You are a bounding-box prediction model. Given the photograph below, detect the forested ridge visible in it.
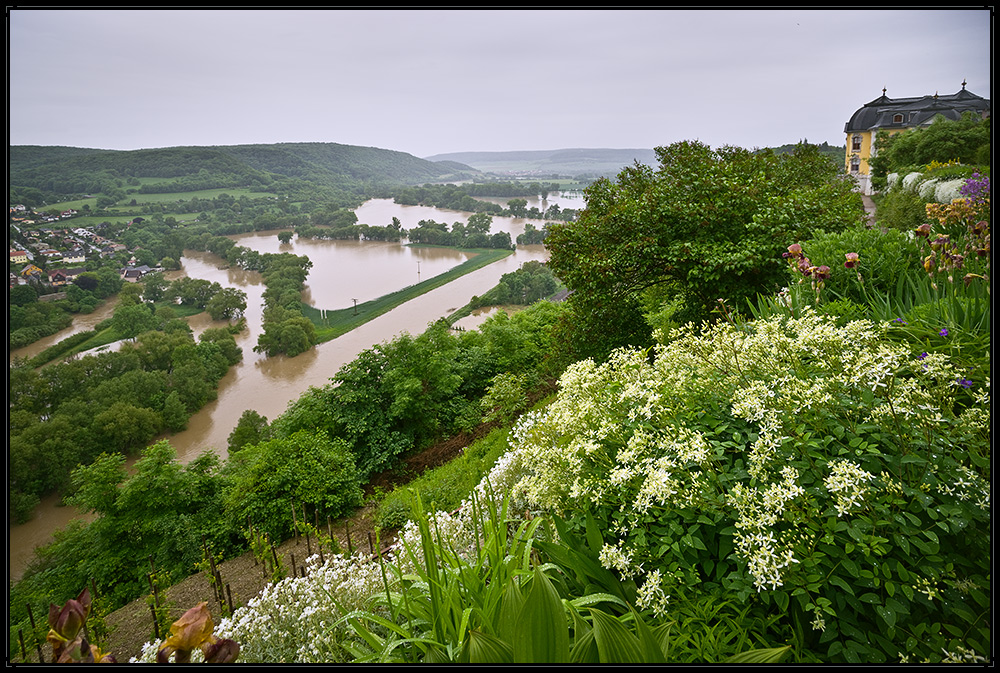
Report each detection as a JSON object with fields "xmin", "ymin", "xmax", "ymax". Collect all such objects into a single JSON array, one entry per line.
[{"xmin": 9, "ymin": 142, "xmax": 482, "ymax": 204}]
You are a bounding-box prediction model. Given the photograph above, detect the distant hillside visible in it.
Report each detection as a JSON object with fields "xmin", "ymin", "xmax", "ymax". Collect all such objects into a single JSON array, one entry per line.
[
  {"xmin": 423, "ymin": 148, "xmax": 659, "ymax": 178},
  {"xmin": 770, "ymin": 141, "xmax": 846, "ymax": 164},
  {"xmin": 425, "ymin": 144, "xmax": 846, "ymax": 178},
  {"xmin": 8, "ymin": 143, "xmax": 481, "ymax": 202}
]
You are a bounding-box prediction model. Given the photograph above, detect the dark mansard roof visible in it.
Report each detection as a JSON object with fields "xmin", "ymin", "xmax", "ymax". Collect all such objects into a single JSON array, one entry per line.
[{"xmin": 844, "ymin": 84, "xmax": 990, "ymax": 134}]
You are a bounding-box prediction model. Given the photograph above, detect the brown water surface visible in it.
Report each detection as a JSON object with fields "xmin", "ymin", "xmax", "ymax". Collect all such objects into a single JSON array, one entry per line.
[{"xmin": 9, "ymin": 198, "xmax": 554, "ymax": 581}]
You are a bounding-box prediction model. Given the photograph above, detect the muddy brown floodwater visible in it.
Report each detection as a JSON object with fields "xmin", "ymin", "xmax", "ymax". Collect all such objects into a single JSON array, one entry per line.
[{"xmin": 8, "ymin": 196, "xmax": 564, "ymax": 582}]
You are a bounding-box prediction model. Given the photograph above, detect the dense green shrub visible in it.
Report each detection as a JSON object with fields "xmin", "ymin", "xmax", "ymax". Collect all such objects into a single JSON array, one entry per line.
[
  {"xmin": 873, "ymin": 188, "xmax": 930, "ymax": 231},
  {"xmin": 375, "ymin": 426, "xmax": 515, "ymax": 529},
  {"xmin": 222, "ymin": 430, "xmax": 363, "ymax": 542},
  {"xmin": 271, "ymin": 302, "xmax": 565, "ymax": 481},
  {"xmin": 787, "ymin": 225, "xmax": 921, "ymax": 305},
  {"xmin": 495, "ymin": 311, "xmax": 990, "ymax": 663},
  {"xmin": 469, "ymin": 260, "xmax": 560, "ymax": 309}
]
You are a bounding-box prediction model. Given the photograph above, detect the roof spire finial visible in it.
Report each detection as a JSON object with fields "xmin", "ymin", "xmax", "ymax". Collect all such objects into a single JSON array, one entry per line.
[
  {"xmin": 962, "ymin": 78, "xmax": 967, "ymax": 89},
  {"xmin": 882, "ymin": 86, "xmax": 887, "ymax": 96}
]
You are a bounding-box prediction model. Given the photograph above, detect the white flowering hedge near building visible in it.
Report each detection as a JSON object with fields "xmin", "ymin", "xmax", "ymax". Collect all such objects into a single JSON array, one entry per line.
[{"xmin": 887, "ymin": 172, "xmax": 969, "ymax": 204}]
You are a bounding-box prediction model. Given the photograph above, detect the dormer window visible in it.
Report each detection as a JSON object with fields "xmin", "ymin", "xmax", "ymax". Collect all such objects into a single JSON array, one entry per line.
[{"xmin": 893, "ymin": 113, "xmax": 904, "ymax": 124}]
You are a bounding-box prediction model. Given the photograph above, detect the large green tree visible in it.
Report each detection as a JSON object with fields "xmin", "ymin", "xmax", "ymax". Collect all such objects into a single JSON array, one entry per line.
[
  {"xmin": 222, "ymin": 430, "xmax": 363, "ymax": 541},
  {"xmin": 868, "ymin": 112, "xmax": 991, "ymax": 181},
  {"xmin": 545, "ymin": 141, "xmax": 863, "ymax": 359},
  {"xmin": 63, "ymin": 442, "xmax": 236, "ymax": 607}
]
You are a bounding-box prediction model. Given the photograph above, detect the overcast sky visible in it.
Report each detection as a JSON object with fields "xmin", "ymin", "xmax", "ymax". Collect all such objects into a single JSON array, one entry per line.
[{"xmin": 8, "ymin": 8, "xmax": 992, "ymax": 158}]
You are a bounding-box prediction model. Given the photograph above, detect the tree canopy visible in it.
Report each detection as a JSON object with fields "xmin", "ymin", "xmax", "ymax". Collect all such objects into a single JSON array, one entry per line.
[
  {"xmin": 545, "ymin": 141, "xmax": 863, "ymax": 359},
  {"xmin": 868, "ymin": 113, "xmax": 991, "ymax": 180}
]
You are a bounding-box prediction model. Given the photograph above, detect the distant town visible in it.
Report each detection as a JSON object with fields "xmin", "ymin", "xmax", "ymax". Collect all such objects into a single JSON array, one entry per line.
[{"xmin": 9, "ymin": 205, "xmax": 157, "ymax": 294}]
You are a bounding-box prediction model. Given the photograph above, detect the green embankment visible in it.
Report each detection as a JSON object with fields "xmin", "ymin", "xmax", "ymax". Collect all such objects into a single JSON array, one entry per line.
[
  {"xmin": 26, "ymin": 302, "xmax": 206, "ymax": 368},
  {"xmin": 304, "ymin": 247, "xmax": 513, "ymax": 343}
]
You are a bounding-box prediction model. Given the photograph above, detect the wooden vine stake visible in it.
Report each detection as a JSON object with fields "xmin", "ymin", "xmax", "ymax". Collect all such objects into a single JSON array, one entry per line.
[{"xmin": 26, "ymin": 603, "xmax": 44, "ymax": 662}]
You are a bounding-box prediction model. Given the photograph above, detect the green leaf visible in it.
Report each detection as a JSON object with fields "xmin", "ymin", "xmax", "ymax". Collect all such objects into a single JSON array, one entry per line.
[
  {"xmin": 589, "ymin": 608, "xmax": 644, "ymax": 663},
  {"xmin": 512, "ymin": 567, "xmax": 570, "ymax": 662},
  {"xmin": 829, "ymin": 575, "xmax": 855, "ymax": 596},
  {"xmin": 688, "ymin": 533, "xmax": 708, "ymax": 551},
  {"xmin": 466, "ymin": 630, "xmax": 513, "ymax": 664},
  {"xmin": 875, "ymin": 605, "xmax": 896, "ymax": 629},
  {"xmin": 725, "ymin": 645, "xmax": 792, "ymax": 664},
  {"xmin": 859, "ymin": 592, "xmax": 882, "ymax": 605},
  {"xmin": 628, "ymin": 606, "xmax": 669, "ymax": 664},
  {"xmin": 773, "ymin": 590, "xmax": 790, "ymax": 613},
  {"xmin": 496, "ymin": 580, "xmax": 525, "ymax": 645}
]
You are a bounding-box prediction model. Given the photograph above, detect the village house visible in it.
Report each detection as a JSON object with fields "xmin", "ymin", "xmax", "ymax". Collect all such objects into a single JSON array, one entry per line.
[
  {"xmin": 101, "ymin": 243, "xmax": 128, "ymax": 258},
  {"xmin": 120, "ymin": 264, "xmax": 157, "ymax": 282},
  {"xmin": 45, "ymin": 267, "xmax": 87, "ymax": 286},
  {"xmin": 10, "ymin": 249, "xmax": 29, "ymax": 265},
  {"xmin": 844, "ymin": 81, "xmax": 991, "ymax": 195},
  {"xmin": 61, "ymin": 248, "xmax": 87, "ymax": 264},
  {"xmin": 20, "ymin": 263, "xmax": 44, "ymax": 281}
]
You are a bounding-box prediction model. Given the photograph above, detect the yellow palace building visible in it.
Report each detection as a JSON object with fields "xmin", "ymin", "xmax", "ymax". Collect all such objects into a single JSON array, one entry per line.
[{"xmin": 843, "ymin": 81, "xmax": 990, "ymax": 195}]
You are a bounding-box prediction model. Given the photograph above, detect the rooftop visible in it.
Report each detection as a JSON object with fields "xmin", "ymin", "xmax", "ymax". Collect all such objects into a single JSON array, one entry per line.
[{"xmin": 844, "ymin": 83, "xmax": 990, "ymax": 133}]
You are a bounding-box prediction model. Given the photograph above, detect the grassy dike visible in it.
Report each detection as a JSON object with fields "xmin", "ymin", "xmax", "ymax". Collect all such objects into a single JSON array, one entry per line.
[{"xmin": 303, "ymin": 246, "xmax": 514, "ymax": 343}]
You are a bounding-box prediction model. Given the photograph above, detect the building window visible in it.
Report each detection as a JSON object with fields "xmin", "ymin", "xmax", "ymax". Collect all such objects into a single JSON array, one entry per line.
[
  {"xmin": 850, "ymin": 156, "xmax": 860, "ymax": 173},
  {"xmin": 851, "ymin": 134, "xmax": 862, "ymax": 151},
  {"xmin": 893, "ymin": 113, "xmax": 904, "ymax": 124}
]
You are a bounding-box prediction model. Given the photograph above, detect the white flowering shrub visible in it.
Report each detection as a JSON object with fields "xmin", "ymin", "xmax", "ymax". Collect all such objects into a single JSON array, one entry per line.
[
  {"xmin": 917, "ymin": 178, "xmax": 939, "ymax": 201},
  {"xmin": 901, "ymin": 172, "xmax": 924, "ymax": 192},
  {"xmin": 503, "ymin": 310, "xmax": 990, "ymax": 663},
  {"xmin": 933, "ymin": 178, "xmax": 967, "ymax": 204},
  {"xmin": 190, "ymin": 553, "xmax": 387, "ymax": 663}
]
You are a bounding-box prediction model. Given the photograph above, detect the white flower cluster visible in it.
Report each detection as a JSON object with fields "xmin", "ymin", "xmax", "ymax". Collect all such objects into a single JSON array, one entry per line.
[
  {"xmin": 955, "ymin": 376, "xmax": 991, "ymax": 434},
  {"xmin": 727, "ymin": 467, "xmax": 806, "ymax": 591},
  {"xmin": 598, "ymin": 542, "xmax": 637, "ymax": 579},
  {"xmin": 635, "ymin": 568, "xmax": 671, "ymax": 618},
  {"xmin": 733, "ymin": 527, "xmax": 800, "ymax": 592},
  {"xmin": 938, "ymin": 464, "xmax": 991, "ymax": 511},
  {"xmin": 933, "ymin": 179, "xmax": 968, "ymax": 204},
  {"xmin": 824, "ymin": 460, "xmax": 875, "ymax": 517},
  {"xmin": 393, "ymin": 506, "xmax": 486, "ymax": 574},
  {"xmin": 214, "ymin": 553, "xmax": 388, "ymax": 663},
  {"xmin": 507, "ymin": 312, "xmax": 938, "ymax": 592}
]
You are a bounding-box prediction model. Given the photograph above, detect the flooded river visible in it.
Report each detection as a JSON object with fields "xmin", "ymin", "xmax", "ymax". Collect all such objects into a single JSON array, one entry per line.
[{"xmin": 9, "ymin": 196, "xmax": 565, "ymax": 581}]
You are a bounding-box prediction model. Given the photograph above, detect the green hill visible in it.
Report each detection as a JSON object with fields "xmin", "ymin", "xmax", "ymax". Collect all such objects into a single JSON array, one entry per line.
[{"xmin": 8, "ymin": 143, "xmax": 482, "ymax": 203}]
